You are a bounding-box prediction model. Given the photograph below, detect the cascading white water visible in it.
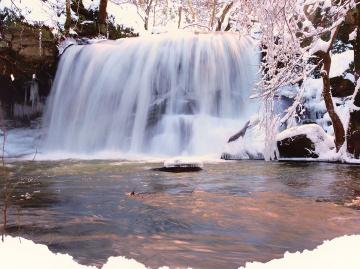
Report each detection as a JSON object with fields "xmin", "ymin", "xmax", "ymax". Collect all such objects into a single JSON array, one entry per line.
[{"xmin": 42, "ymin": 32, "xmax": 260, "ymax": 158}]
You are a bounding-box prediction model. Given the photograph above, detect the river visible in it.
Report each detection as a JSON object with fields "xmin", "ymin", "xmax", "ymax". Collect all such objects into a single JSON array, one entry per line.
[{"xmin": 2, "ymin": 159, "xmax": 360, "ymax": 269}]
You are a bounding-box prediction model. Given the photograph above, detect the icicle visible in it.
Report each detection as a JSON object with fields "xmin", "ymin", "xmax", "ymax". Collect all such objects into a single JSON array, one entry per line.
[
  {"xmin": 30, "ymin": 82, "xmax": 40, "ymax": 109},
  {"xmin": 39, "ymin": 25, "xmax": 43, "ymax": 57}
]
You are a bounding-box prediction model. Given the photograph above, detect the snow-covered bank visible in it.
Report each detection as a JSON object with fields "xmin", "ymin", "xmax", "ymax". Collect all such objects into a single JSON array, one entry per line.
[
  {"xmin": 239, "ymin": 234, "xmax": 360, "ymax": 269},
  {"xmin": 1, "ymin": 235, "xmax": 359, "ymax": 269},
  {"xmin": 0, "ymin": 236, "xmax": 170, "ymax": 269}
]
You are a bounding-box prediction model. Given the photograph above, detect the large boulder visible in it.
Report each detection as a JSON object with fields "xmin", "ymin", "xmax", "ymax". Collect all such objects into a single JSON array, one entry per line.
[{"xmin": 276, "ymin": 124, "xmax": 335, "ymax": 159}]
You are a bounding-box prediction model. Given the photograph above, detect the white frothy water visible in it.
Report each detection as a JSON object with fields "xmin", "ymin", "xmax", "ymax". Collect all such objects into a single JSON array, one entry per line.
[{"xmin": 42, "ymin": 32, "xmax": 260, "ymax": 157}]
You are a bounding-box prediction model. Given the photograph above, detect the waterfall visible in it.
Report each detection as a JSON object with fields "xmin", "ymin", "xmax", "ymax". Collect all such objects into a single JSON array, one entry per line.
[{"xmin": 42, "ymin": 32, "xmax": 260, "ymax": 158}]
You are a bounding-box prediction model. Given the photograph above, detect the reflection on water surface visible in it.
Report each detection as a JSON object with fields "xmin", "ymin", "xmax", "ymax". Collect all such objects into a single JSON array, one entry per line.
[{"xmin": 3, "ymin": 160, "xmax": 360, "ymax": 268}]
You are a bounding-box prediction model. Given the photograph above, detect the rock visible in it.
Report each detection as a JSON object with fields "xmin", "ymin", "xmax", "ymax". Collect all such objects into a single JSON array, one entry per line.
[
  {"xmin": 330, "ymin": 76, "xmax": 355, "ymax": 97},
  {"xmin": 4, "ymin": 32, "xmax": 12, "ymax": 42},
  {"xmin": 227, "ymin": 121, "xmax": 250, "ymax": 143},
  {"xmin": 221, "ymin": 116, "xmax": 264, "ymax": 160},
  {"xmin": 276, "ymin": 124, "xmax": 335, "ymax": 159},
  {"xmin": 347, "ymin": 110, "xmax": 360, "ymax": 159},
  {"xmin": 0, "ymin": 20, "xmax": 58, "ymax": 122},
  {"xmin": 0, "ymin": 39, "xmax": 10, "ymax": 51},
  {"xmin": 153, "ymin": 158, "xmax": 203, "ymax": 173},
  {"xmin": 154, "ymin": 166, "xmax": 203, "ymax": 172},
  {"xmin": 277, "ymin": 134, "xmax": 318, "ymax": 158}
]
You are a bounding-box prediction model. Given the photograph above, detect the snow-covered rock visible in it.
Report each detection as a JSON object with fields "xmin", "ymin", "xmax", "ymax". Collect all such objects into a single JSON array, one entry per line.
[
  {"xmin": 155, "ymin": 157, "xmax": 203, "ymax": 172},
  {"xmin": 221, "ymin": 116, "xmax": 264, "ymax": 160},
  {"xmin": 276, "ymin": 124, "xmax": 335, "ymax": 159}
]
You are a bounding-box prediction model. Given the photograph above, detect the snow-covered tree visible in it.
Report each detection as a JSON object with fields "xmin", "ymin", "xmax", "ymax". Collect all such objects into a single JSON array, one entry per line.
[{"xmin": 242, "ymin": 0, "xmax": 358, "ymax": 160}]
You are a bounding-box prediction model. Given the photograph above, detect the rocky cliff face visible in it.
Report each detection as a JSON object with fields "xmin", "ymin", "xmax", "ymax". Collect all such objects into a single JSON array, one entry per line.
[{"xmin": 0, "ymin": 18, "xmax": 58, "ymax": 124}]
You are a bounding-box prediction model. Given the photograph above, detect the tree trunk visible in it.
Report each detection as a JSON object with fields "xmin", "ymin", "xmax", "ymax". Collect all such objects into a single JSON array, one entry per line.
[
  {"xmin": 178, "ymin": 3, "xmax": 182, "ymax": 29},
  {"xmin": 211, "ymin": 0, "xmax": 217, "ymax": 28},
  {"xmin": 187, "ymin": 0, "xmax": 195, "ymax": 23},
  {"xmin": 144, "ymin": 0, "xmax": 153, "ymax": 30},
  {"xmin": 215, "ymin": 1, "xmax": 233, "ymax": 31},
  {"xmin": 65, "ymin": 0, "xmax": 71, "ymax": 35},
  {"xmin": 347, "ymin": 107, "xmax": 360, "ymax": 158},
  {"xmin": 317, "ymin": 51, "xmax": 346, "ymax": 151},
  {"xmin": 98, "ymin": 0, "xmax": 108, "ymax": 35}
]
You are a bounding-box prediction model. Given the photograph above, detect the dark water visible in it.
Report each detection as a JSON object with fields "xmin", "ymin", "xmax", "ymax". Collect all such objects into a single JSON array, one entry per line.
[{"xmin": 2, "ymin": 160, "xmax": 360, "ymax": 269}]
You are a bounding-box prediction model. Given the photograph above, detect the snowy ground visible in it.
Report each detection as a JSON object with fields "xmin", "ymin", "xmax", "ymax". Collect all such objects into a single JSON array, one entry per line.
[{"xmin": 1, "ymin": 235, "xmax": 359, "ymax": 269}]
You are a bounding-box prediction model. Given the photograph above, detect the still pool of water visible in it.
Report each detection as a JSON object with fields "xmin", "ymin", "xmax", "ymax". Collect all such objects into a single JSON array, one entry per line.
[{"xmin": 3, "ymin": 160, "xmax": 360, "ymax": 269}]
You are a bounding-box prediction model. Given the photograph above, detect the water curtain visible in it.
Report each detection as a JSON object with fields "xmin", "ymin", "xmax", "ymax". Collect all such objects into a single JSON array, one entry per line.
[{"xmin": 43, "ymin": 32, "xmax": 260, "ymax": 157}]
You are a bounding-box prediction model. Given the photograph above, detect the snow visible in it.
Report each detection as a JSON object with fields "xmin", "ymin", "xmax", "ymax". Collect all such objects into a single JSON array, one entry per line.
[
  {"xmin": 1, "ymin": 235, "xmax": 360, "ymax": 269},
  {"xmin": 221, "ymin": 116, "xmax": 264, "ymax": 160},
  {"xmin": 0, "ymin": 236, "xmax": 95, "ymax": 269},
  {"xmin": 310, "ymin": 38, "xmax": 330, "ymax": 54},
  {"xmin": 239, "ymin": 234, "xmax": 360, "ymax": 269},
  {"xmin": 0, "ymin": 0, "xmax": 145, "ymax": 36},
  {"xmin": 103, "ymin": 1, "xmax": 145, "ymax": 34},
  {"xmin": 349, "ymin": 29, "xmax": 357, "ymax": 41},
  {"xmin": 0, "ymin": 236, "xmax": 169, "ymax": 269},
  {"xmin": 164, "ymin": 157, "xmax": 204, "ymax": 168},
  {"xmin": 0, "ymin": 0, "xmax": 67, "ymax": 29},
  {"xmin": 329, "ymin": 50, "xmax": 354, "ymax": 78},
  {"xmin": 250, "ymin": 23, "xmax": 261, "ymax": 40}
]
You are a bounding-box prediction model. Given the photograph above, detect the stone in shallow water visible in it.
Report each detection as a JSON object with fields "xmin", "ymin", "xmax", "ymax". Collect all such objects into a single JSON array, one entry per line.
[{"xmin": 154, "ymin": 158, "xmax": 203, "ymax": 172}]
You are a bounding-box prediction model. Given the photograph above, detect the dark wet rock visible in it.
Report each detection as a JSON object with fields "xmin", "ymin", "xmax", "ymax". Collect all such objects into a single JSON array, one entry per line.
[
  {"xmin": 330, "ymin": 76, "xmax": 355, "ymax": 97},
  {"xmin": 228, "ymin": 121, "xmax": 250, "ymax": 143},
  {"xmin": 153, "ymin": 166, "xmax": 203, "ymax": 173},
  {"xmin": 277, "ymin": 134, "xmax": 319, "ymax": 158}
]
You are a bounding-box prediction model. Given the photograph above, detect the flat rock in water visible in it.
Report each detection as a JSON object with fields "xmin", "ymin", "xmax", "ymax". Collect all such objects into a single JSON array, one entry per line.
[
  {"xmin": 154, "ymin": 158, "xmax": 203, "ymax": 173},
  {"xmin": 154, "ymin": 166, "xmax": 203, "ymax": 172}
]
